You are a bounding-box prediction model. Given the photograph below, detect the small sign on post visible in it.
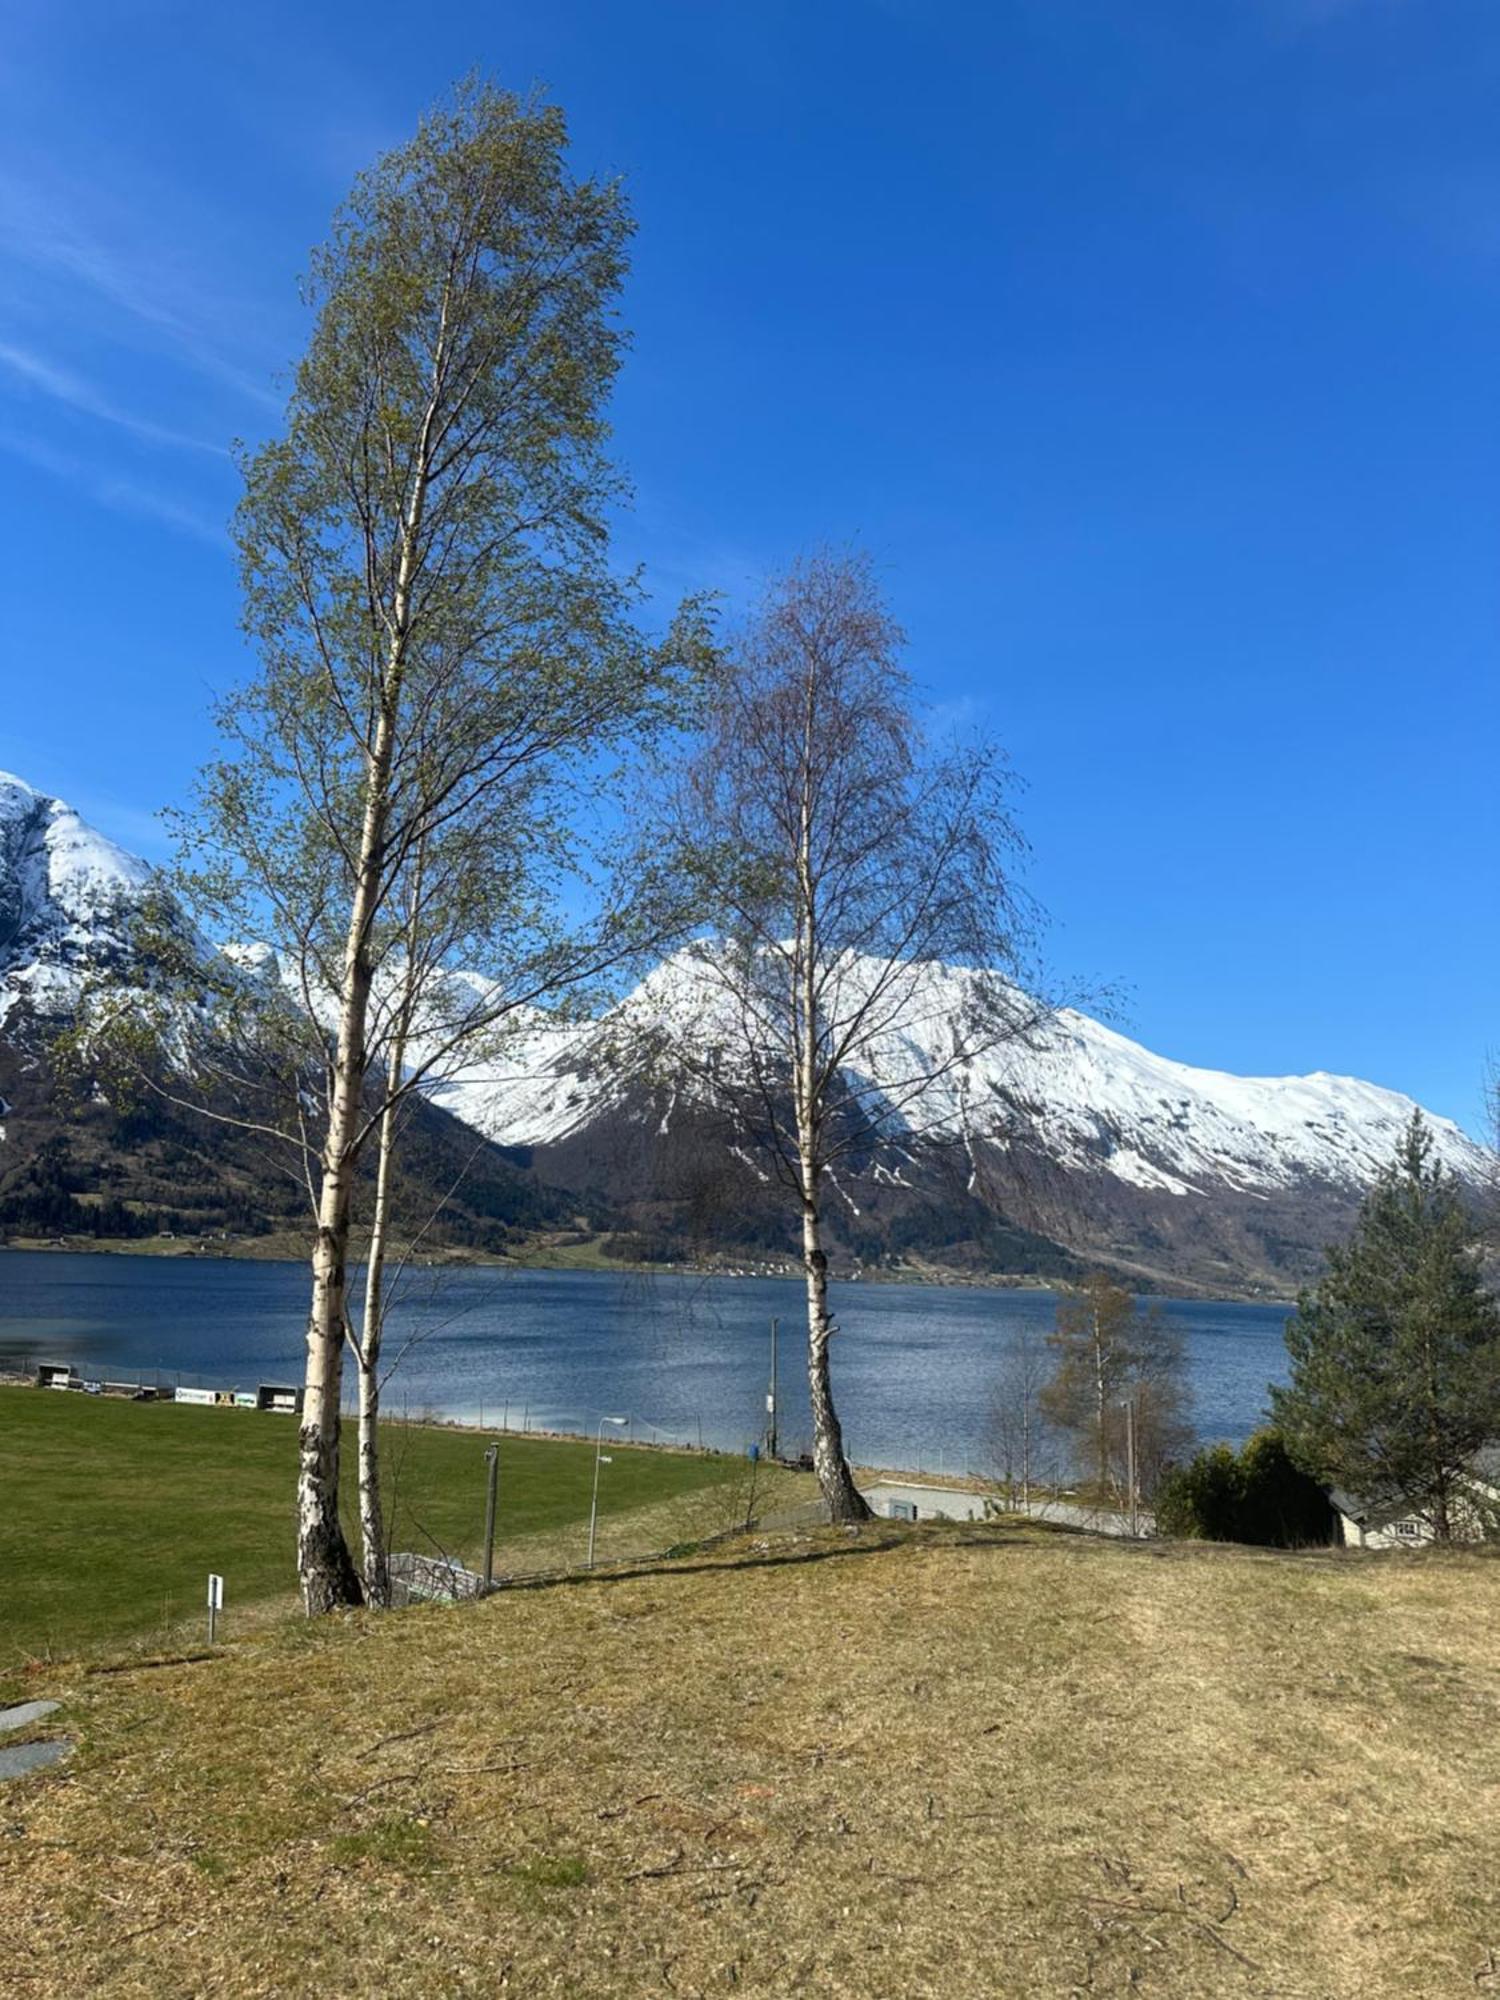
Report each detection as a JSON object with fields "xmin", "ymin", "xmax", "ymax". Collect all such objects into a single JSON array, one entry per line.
[{"xmin": 207, "ymin": 1572, "xmax": 224, "ymax": 1644}]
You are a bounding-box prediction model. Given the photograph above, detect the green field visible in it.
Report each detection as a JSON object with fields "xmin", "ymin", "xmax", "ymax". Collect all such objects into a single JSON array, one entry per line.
[{"xmin": 0, "ymin": 1386, "xmax": 756, "ymax": 1663}]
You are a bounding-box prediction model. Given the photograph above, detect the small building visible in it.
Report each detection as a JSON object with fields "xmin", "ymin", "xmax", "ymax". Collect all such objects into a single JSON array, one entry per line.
[
  {"xmin": 36, "ymin": 1361, "xmax": 79, "ymax": 1391},
  {"xmin": 858, "ymin": 1479, "xmax": 990, "ymax": 1524},
  {"xmin": 256, "ymin": 1383, "xmax": 303, "ymax": 1414},
  {"xmin": 1330, "ymin": 1446, "xmax": 1500, "ymax": 1549}
]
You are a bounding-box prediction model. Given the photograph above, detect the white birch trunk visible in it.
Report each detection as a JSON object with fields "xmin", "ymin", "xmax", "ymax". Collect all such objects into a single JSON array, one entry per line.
[
  {"xmin": 297, "ymin": 388, "xmax": 437, "ymax": 1611},
  {"xmin": 793, "ymin": 688, "xmax": 870, "ymax": 1526},
  {"xmin": 355, "ymin": 1074, "xmax": 400, "ymax": 1608}
]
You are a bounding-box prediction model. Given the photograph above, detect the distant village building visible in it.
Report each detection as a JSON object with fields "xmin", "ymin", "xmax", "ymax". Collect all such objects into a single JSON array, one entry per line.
[{"xmin": 1330, "ymin": 1446, "xmax": 1500, "ymax": 1549}]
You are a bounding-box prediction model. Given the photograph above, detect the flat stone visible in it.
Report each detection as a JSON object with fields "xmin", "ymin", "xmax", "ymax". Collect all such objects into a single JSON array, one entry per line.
[
  {"xmin": 0, "ymin": 1739, "xmax": 72, "ymax": 1781},
  {"xmin": 0, "ymin": 1701, "xmax": 60, "ymax": 1736}
]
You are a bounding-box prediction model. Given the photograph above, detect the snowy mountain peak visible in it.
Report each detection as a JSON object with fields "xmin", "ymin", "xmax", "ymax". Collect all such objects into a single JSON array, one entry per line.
[
  {"xmin": 0, "ymin": 772, "xmax": 1491, "ymax": 1292},
  {"xmin": 434, "ymin": 942, "xmax": 1491, "ymax": 1201},
  {"xmin": 0, "ymin": 772, "xmax": 154, "ymax": 1027}
]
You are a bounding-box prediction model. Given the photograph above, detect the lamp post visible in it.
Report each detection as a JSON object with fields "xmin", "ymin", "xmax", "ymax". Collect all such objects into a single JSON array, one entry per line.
[
  {"xmin": 483, "ymin": 1443, "xmax": 499, "ymax": 1591},
  {"xmin": 587, "ymin": 1415, "xmax": 629, "ymax": 1569},
  {"xmin": 766, "ymin": 1315, "xmax": 779, "ymax": 1461},
  {"xmin": 1122, "ymin": 1395, "xmax": 1138, "ymax": 1538}
]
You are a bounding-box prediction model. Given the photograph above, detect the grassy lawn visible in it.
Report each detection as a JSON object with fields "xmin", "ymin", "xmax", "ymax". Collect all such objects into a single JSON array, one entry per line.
[
  {"xmin": 0, "ymin": 1385, "xmax": 759, "ymax": 1663},
  {"xmin": 2, "ymin": 1523, "xmax": 1498, "ymax": 1996}
]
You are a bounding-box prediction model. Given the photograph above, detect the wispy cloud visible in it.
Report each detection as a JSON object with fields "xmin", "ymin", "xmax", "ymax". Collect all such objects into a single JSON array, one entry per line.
[
  {"xmin": 0, "ymin": 426, "xmax": 226, "ymax": 548},
  {"xmin": 0, "ymin": 170, "xmax": 284, "ymax": 415},
  {"xmin": 0, "ymin": 339, "xmax": 227, "ymax": 455}
]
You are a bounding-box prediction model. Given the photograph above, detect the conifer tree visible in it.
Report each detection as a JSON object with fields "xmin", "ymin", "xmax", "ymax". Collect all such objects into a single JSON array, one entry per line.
[{"xmin": 1272, "ymin": 1112, "xmax": 1500, "ymax": 1540}]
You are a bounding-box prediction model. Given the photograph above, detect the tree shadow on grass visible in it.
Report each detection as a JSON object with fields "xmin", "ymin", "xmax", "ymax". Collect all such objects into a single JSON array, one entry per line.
[{"xmin": 494, "ymin": 1523, "xmax": 1029, "ymax": 1596}]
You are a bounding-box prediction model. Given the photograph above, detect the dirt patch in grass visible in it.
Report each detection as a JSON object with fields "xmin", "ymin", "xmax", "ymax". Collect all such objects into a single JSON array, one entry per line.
[{"xmin": 1, "ymin": 1524, "xmax": 1498, "ymax": 1996}]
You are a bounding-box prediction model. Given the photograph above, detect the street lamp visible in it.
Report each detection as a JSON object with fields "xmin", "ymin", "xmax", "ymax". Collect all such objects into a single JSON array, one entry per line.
[{"xmin": 587, "ymin": 1415, "xmax": 629, "ymax": 1569}]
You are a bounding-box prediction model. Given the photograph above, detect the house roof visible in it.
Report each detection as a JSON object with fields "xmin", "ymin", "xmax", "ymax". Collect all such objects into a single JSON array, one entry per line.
[{"xmin": 1328, "ymin": 1442, "xmax": 1500, "ymax": 1527}]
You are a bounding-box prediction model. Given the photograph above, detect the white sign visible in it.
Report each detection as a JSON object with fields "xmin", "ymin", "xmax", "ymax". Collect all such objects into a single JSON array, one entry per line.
[
  {"xmin": 207, "ymin": 1574, "xmax": 224, "ymax": 1611},
  {"xmin": 176, "ymin": 1386, "xmax": 216, "ymax": 1407}
]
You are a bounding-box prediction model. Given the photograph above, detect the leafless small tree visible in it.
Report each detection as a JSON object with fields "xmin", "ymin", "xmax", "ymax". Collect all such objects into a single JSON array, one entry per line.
[
  {"xmin": 986, "ymin": 1324, "xmax": 1049, "ymax": 1509},
  {"xmin": 641, "ymin": 551, "xmax": 1044, "ymax": 1522},
  {"xmin": 1041, "ymin": 1271, "xmax": 1192, "ymax": 1505}
]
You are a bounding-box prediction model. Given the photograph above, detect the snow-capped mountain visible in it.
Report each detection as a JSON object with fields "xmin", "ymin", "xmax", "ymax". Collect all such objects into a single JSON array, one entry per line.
[
  {"xmin": 429, "ymin": 947, "xmax": 1493, "ymax": 1295},
  {"xmin": 434, "ymin": 947, "xmax": 1488, "ymax": 1193},
  {"xmin": 0, "ymin": 773, "xmax": 573, "ymax": 1251},
  {"xmin": 0, "ymin": 772, "xmax": 153, "ymax": 1028},
  {"xmin": 1, "ymin": 773, "xmax": 1491, "ymax": 1292}
]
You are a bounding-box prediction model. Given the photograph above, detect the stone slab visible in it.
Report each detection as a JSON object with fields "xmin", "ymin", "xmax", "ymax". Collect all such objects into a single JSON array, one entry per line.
[
  {"xmin": 0, "ymin": 1700, "xmax": 60, "ymax": 1735},
  {"xmin": 0, "ymin": 1739, "xmax": 72, "ymax": 1781}
]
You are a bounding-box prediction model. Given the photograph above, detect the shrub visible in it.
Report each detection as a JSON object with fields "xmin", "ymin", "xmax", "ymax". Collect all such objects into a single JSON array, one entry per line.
[
  {"xmin": 1156, "ymin": 1443, "xmax": 1243, "ymax": 1541},
  {"xmin": 1156, "ymin": 1429, "xmax": 1336, "ymax": 1547}
]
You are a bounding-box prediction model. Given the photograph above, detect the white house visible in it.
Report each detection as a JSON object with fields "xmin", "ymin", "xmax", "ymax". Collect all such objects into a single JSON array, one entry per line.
[
  {"xmin": 859, "ymin": 1479, "xmax": 990, "ymax": 1524},
  {"xmin": 1330, "ymin": 1445, "xmax": 1500, "ymax": 1549}
]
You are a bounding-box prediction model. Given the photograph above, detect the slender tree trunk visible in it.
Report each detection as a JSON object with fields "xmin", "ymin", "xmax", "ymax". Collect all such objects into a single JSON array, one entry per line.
[
  {"xmin": 297, "ymin": 396, "xmax": 434, "ymax": 1613},
  {"xmin": 791, "ymin": 698, "xmax": 870, "ymax": 1527},
  {"xmin": 297, "ymin": 687, "xmax": 398, "ymax": 1613},
  {"xmin": 299, "ymin": 880, "xmax": 383, "ymax": 1611},
  {"xmin": 300, "ymin": 1024, "xmax": 369, "ymax": 1612},
  {"xmin": 802, "ymin": 1195, "xmax": 869, "ymax": 1522},
  {"xmin": 355, "ymin": 1081, "xmax": 400, "ymax": 1606},
  {"xmin": 353, "ymin": 969, "xmax": 418, "ymax": 1607},
  {"xmin": 356, "ymin": 1349, "xmax": 388, "ymax": 1602},
  {"xmin": 1432, "ymin": 1471, "xmax": 1452, "ymax": 1543}
]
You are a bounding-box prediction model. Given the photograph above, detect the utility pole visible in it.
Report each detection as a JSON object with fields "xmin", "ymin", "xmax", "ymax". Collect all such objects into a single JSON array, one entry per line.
[
  {"xmin": 766, "ymin": 1315, "xmax": 779, "ymax": 1461},
  {"xmin": 482, "ymin": 1443, "xmax": 499, "ymax": 1591},
  {"xmin": 1125, "ymin": 1396, "xmax": 1138, "ymax": 1538}
]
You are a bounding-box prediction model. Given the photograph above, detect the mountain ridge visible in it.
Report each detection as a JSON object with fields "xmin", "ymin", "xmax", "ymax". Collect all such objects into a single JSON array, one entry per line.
[{"xmin": 0, "ymin": 770, "xmax": 1490, "ymax": 1294}]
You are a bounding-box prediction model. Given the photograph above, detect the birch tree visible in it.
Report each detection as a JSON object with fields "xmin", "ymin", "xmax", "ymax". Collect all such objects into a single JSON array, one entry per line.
[
  {"xmin": 644, "ymin": 553, "xmax": 1041, "ymax": 1522},
  {"xmin": 1041, "ymin": 1271, "xmax": 1191, "ymax": 1502},
  {"xmin": 987, "ymin": 1325, "xmax": 1048, "ymax": 1508},
  {"xmin": 185, "ymin": 80, "xmax": 703, "ymax": 1611}
]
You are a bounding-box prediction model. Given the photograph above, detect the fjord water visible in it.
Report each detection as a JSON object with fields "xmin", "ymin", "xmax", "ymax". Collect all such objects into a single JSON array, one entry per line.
[{"xmin": 0, "ymin": 1250, "xmax": 1291, "ymax": 1471}]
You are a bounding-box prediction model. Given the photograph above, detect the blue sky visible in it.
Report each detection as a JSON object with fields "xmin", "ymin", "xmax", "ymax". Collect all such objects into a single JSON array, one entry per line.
[{"xmin": 2, "ymin": 0, "xmax": 1496, "ymax": 1133}]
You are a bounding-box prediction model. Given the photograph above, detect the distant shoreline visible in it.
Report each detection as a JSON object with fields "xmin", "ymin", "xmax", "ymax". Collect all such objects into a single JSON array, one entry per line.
[{"xmin": 0, "ymin": 1233, "xmax": 1294, "ymax": 1304}]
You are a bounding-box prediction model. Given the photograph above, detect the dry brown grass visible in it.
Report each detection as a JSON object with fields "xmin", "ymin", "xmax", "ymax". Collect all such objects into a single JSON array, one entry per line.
[{"xmin": 2, "ymin": 1522, "xmax": 1498, "ymax": 1998}]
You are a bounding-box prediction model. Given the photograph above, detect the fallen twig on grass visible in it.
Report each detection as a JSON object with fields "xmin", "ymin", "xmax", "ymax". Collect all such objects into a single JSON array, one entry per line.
[
  {"xmin": 355, "ymin": 1719, "xmax": 440, "ymax": 1761},
  {"xmin": 87, "ymin": 1652, "xmax": 216, "ymax": 1676},
  {"xmin": 341, "ymin": 1759, "xmax": 532, "ymax": 1812}
]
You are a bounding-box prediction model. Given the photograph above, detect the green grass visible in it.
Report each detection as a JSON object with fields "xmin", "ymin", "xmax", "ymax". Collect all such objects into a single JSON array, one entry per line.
[{"xmin": 0, "ymin": 1385, "xmax": 747, "ymax": 1663}]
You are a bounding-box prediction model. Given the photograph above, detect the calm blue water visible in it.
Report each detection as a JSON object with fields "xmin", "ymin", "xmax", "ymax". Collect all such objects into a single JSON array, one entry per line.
[{"xmin": 0, "ymin": 1249, "xmax": 1292, "ymax": 1473}]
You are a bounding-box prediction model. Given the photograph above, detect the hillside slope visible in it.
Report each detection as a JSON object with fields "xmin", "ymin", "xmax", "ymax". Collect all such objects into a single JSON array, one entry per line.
[
  {"xmin": 0, "ymin": 772, "xmax": 580, "ymax": 1254},
  {"xmin": 3, "ymin": 1521, "xmax": 1498, "ymax": 1998}
]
